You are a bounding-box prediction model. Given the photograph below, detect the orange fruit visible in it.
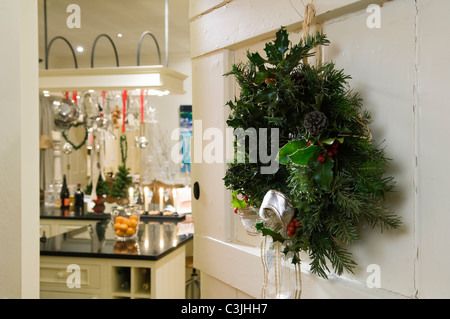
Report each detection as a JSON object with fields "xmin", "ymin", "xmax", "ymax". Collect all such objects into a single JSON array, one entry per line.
[
  {"xmin": 128, "ymin": 219, "xmax": 138, "ymax": 229},
  {"xmin": 121, "ymin": 218, "xmax": 130, "ymax": 226},
  {"xmin": 115, "ymin": 216, "xmax": 124, "ymax": 224},
  {"xmin": 119, "ymin": 223, "xmax": 128, "ymax": 232},
  {"xmin": 125, "ymin": 227, "xmax": 136, "ymax": 236},
  {"xmin": 113, "ymin": 223, "xmax": 121, "ymax": 230},
  {"xmin": 129, "ymin": 215, "xmax": 138, "ymax": 221},
  {"xmin": 115, "ymin": 229, "xmax": 125, "ymax": 237}
]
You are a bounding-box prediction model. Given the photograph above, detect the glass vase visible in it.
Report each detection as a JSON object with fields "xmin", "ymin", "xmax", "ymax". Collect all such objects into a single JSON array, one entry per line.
[{"xmin": 237, "ymin": 207, "xmax": 262, "ymax": 236}]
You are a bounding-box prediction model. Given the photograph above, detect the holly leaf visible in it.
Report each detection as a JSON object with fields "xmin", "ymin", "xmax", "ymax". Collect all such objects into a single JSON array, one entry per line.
[
  {"xmin": 231, "ymin": 190, "xmax": 247, "ymax": 209},
  {"xmin": 278, "ymin": 140, "xmax": 318, "ymax": 166},
  {"xmin": 256, "ymin": 222, "xmax": 285, "ymax": 243},
  {"xmin": 255, "ymin": 71, "xmax": 269, "ymax": 85},
  {"xmin": 289, "ymin": 145, "xmax": 319, "ymax": 166},
  {"xmin": 314, "ymin": 157, "xmax": 334, "ymax": 191},
  {"xmin": 274, "ymin": 27, "xmax": 290, "ymax": 56},
  {"xmin": 247, "ymin": 51, "xmax": 266, "ymax": 68},
  {"xmin": 278, "ymin": 140, "xmax": 306, "ymax": 164},
  {"xmin": 322, "ymin": 137, "xmax": 344, "ymax": 146}
]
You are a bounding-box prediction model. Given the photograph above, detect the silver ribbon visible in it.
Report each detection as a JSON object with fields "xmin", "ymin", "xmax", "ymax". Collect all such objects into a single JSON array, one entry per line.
[
  {"xmin": 258, "ymin": 190, "xmax": 301, "ymax": 299},
  {"xmin": 259, "ymin": 190, "xmax": 295, "ymax": 236}
]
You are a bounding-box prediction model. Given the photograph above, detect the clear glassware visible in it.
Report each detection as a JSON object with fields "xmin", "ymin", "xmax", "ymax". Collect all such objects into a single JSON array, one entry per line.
[
  {"xmin": 112, "ymin": 205, "xmax": 142, "ymax": 241},
  {"xmin": 236, "ymin": 207, "xmax": 262, "ymax": 236}
]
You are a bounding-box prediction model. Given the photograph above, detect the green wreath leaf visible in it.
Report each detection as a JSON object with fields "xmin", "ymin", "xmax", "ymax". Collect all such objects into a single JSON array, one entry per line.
[{"xmin": 314, "ymin": 157, "xmax": 334, "ymax": 191}]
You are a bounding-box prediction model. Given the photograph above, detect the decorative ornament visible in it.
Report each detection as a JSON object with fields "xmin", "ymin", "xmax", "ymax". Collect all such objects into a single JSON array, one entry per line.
[
  {"xmin": 110, "ymin": 134, "xmax": 133, "ymax": 200},
  {"xmin": 111, "ymin": 105, "xmax": 121, "ymax": 129},
  {"xmin": 62, "ymin": 142, "xmax": 73, "ymax": 155},
  {"xmin": 61, "ymin": 122, "xmax": 88, "ymax": 151},
  {"xmin": 135, "ymin": 136, "xmax": 149, "ymax": 149},
  {"xmin": 225, "ymin": 27, "xmax": 401, "ymax": 288},
  {"xmin": 53, "ymin": 97, "xmax": 79, "ymax": 131},
  {"xmin": 303, "ymin": 110, "xmax": 329, "ymax": 136},
  {"xmin": 82, "ymin": 92, "xmax": 99, "ymax": 128}
]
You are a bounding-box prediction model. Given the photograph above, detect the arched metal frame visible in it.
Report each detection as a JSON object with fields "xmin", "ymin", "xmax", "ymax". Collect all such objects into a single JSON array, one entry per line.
[
  {"xmin": 44, "ymin": 0, "xmax": 78, "ymax": 69},
  {"xmin": 90, "ymin": 34, "xmax": 120, "ymax": 68},
  {"xmin": 45, "ymin": 36, "xmax": 78, "ymax": 69},
  {"xmin": 137, "ymin": 31, "xmax": 162, "ymax": 66},
  {"xmin": 43, "ymin": 0, "xmax": 169, "ymax": 70}
]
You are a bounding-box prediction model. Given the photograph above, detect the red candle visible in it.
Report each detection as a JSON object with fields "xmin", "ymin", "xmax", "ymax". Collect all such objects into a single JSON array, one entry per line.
[
  {"xmin": 72, "ymin": 91, "xmax": 77, "ymax": 103},
  {"xmin": 102, "ymin": 90, "xmax": 106, "ymax": 107},
  {"xmin": 122, "ymin": 90, "xmax": 127, "ymax": 133}
]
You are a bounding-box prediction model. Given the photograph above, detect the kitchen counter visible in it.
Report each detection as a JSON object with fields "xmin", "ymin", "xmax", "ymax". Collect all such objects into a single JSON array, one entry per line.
[
  {"xmin": 40, "ymin": 216, "xmax": 193, "ymax": 261},
  {"xmin": 40, "ymin": 206, "xmax": 111, "ymax": 220}
]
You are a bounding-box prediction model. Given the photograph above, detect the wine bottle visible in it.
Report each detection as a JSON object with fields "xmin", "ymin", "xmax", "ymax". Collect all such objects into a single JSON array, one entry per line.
[
  {"xmin": 60, "ymin": 175, "xmax": 70, "ymax": 212},
  {"xmin": 74, "ymin": 183, "xmax": 84, "ymax": 216}
]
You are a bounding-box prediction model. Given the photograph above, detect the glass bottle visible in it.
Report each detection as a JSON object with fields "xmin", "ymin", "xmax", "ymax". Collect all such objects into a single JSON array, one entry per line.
[
  {"xmin": 74, "ymin": 183, "xmax": 85, "ymax": 216},
  {"xmin": 60, "ymin": 175, "xmax": 70, "ymax": 213},
  {"xmin": 44, "ymin": 184, "xmax": 55, "ymax": 207}
]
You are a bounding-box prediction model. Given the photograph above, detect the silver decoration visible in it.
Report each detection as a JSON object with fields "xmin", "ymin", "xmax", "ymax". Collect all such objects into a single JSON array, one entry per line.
[
  {"xmin": 62, "ymin": 142, "xmax": 73, "ymax": 155},
  {"xmin": 259, "ymin": 190, "xmax": 295, "ymax": 236},
  {"xmin": 258, "ymin": 190, "xmax": 301, "ymax": 299},
  {"xmin": 53, "ymin": 98, "xmax": 79, "ymax": 131},
  {"xmin": 135, "ymin": 136, "xmax": 149, "ymax": 149}
]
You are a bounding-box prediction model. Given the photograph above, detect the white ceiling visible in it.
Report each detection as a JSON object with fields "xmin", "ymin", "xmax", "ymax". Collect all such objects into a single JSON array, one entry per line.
[{"xmin": 38, "ymin": 0, "xmax": 190, "ymax": 69}]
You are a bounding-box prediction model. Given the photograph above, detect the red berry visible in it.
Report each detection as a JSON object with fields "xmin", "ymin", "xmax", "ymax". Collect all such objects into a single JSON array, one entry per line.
[
  {"xmin": 317, "ymin": 155, "xmax": 326, "ymax": 163},
  {"xmin": 327, "ymin": 151, "xmax": 334, "ymax": 157},
  {"xmin": 332, "ymin": 148, "xmax": 339, "ymax": 155},
  {"xmin": 307, "ymin": 141, "xmax": 311, "ymax": 147},
  {"xmin": 243, "ymin": 196, "xmax": 248, "ymax": 203},
  {"xmin": 234, "ymin": 207, "xmax": 238, "ymax": 214}
]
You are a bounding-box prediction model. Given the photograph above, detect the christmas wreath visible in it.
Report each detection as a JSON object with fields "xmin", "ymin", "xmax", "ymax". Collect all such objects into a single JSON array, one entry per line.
[{"xmin": 224, "ymin": 27, "xmax": 401, "ymax": 279}]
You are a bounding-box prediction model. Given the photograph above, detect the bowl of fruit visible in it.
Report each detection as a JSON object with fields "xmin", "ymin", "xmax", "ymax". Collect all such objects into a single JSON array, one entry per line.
[{"xmin": 112, "ymin": 205, "xmax": 141, "ymax": 240}]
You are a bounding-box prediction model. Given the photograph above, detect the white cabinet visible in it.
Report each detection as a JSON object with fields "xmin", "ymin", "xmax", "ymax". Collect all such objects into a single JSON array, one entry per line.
[
  {"xmin": 40, "ymin": 218, "xmax": 99, "ymax": 238},
  {"xmin": 40, "ymin": 246, "xmax": 186, "ymax": 299}
]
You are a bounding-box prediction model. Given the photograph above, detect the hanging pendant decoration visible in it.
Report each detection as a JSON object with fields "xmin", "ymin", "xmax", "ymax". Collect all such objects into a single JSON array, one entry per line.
[
  {"xmin": 62, "ymin": 142, "xmax": 73, "ymax": 155},
  {"xmin": 53, "ymin": 92, "xmax": 79, "ymax": 131},
  {"xmin": 61, "ymin": 122, "xmax": 88, "ymax": 151},
  {"xmin": 122, "ymin": 90, "xmax": 127, "ymax": 133},
  {"xmin": 135, "ymin": 89, "xmax": 148, "ymax": 149}
]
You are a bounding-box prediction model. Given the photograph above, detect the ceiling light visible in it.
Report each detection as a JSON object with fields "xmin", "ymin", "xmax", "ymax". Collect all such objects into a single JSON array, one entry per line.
[
  {"xmin": 117, "ymin": 33, "xmax": 123, "ymax": 38},
  {"xmin": 76, "ymin": 46, "xmax": 84, "ymax": 53}
]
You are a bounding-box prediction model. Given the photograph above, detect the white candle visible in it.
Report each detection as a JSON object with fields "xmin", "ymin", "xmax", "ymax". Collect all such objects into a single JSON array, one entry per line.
[
  {"xmin": 172, "ymin": 188, "xmax": 177, "ymax": 212},
  {"xmin": 129, "ymin": 187, "xmax": 134, "ymax": 204},
  {"xmin": 144, "ymin": 187, "xmax": 149, "ymax": 212},
  {"xmin": 159, "ymin": 187, "xmax": 164, "ymax": 212}
]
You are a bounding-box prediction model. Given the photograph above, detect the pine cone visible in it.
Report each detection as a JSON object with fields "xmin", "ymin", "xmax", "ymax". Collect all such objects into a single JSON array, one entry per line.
[
  {"xmin": 291, "ymin": 71, "xmax": 305, "ymax": 85},
  {"xmin": 303, "ymin": 111, "xmax": 329, "ymax": 136}
]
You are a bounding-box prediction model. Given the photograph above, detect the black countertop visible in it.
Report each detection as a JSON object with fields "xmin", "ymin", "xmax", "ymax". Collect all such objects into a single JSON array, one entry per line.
[
  {"xmin": 40, "ymin": 206, "xmax": 111, "ymax": 220},
  {"xmin": 40, "ymin": 216, "xmax": 194, "ymax": 261}
]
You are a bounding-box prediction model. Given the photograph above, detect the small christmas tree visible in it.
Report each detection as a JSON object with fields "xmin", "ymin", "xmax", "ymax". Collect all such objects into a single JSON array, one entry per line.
[
  {"xmin": 84, "ymin": 175, "xmax": 109, "ymax": 197},
  {"xmin": 110, "ymin": 134, "xmax": 133, "ymax": 199},
  {"xmin": 109, "ymin": 164, "xmax": 133, "ymax": 198}
]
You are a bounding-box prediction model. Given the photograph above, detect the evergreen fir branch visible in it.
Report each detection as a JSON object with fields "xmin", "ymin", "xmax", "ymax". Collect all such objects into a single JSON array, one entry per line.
[{"xmin": 223, "ymin": 27, "xmax": 401, "ymax": 280}]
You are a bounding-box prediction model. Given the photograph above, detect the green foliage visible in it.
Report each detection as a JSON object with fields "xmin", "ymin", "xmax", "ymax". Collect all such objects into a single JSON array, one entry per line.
[
  {"xmin": 109, "ymin": 164, "xmax": 133, "ymax": 198},
  {"xmin": 224, "ymin": 27, "xmax": 401, "ymax": 279},
  {"xmin": 84, "ymin": 175, "xmax": 109, "ymax": 196}
]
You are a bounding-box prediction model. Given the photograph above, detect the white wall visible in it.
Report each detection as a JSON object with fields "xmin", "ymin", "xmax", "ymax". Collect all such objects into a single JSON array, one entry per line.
[
  {"xmin": 0, "ymin": 0, "xmax": 40, "ymax": 298},
  {"xmin": 190, "ymin": 0, "xmax": 450, "ymax": 299}
]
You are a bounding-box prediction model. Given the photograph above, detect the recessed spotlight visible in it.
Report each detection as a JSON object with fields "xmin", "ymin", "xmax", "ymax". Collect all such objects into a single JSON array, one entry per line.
[
  {"xmin": 76, "ymin": 46, "xmax": 84, "ymax": 53},
  {"xmin": 117, "ymin": 33, "xmax": 123, "ymax": 38}
]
